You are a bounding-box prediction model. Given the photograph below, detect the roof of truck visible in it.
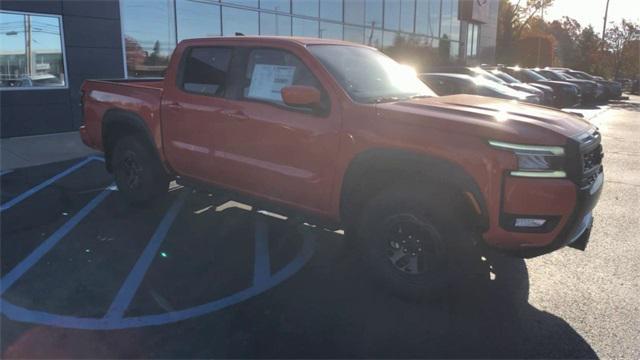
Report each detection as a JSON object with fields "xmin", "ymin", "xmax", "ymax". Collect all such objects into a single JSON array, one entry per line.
[{"xmin": 178, "ymin": 36, "xmax": 373, "ymax": 48}]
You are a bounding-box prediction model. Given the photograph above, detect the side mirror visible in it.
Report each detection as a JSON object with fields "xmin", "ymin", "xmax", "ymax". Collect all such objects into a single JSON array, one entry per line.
[{"xmin": 281, "ymin": 85, "xmax": 322, "ymax": 109}]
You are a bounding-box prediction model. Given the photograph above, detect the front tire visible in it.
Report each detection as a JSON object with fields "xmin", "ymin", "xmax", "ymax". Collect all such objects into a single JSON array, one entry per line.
[
  {"xmin": 112, "ymin": 135, "xmax": 168, "ymax": 206},
  {"xmin": 357, "ymin": 183, "xmax": 461, "ymax": 301}
]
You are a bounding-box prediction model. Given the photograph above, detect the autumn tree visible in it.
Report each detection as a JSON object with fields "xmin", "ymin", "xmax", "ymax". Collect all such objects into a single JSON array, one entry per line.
[{"xmin": 606, "ymin": 20, "xmax": 640, "ymax": 78}]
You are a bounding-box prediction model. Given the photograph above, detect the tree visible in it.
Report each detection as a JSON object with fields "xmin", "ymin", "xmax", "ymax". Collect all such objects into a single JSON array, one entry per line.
[
  {"xmin": 497, "ymin": 0, "xmax": 555, "ymax": 63},
  {"xmin": 606, "ymin": 20, "xmax": 640, "ymax": 78}
]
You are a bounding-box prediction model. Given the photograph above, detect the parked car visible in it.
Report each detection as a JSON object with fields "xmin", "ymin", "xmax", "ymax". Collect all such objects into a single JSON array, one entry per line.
[
  {"xmin": 419, "ymin": 73, "xmax": 542, "ymax": 104},
  {"xmin": 534, "ymin": 68, "xmax": 604, "ymax": 104},
  {"xmin": 502, "ymin": 67, "xmax": 582, "ymax": 108},
  {"xmin": 483, "ymin": 67, "xmax": 556, "ymax": 107},
  {"xmin": 428, "ymin": 66, "xmax": 549, "ymax": 105},
  {"xmin": 80, "ymin": 37, "xmax": 604, "ymax": 300},
  {"xmin": 548, "ymin": 67, "xmax": 623, "ymax": 100}
]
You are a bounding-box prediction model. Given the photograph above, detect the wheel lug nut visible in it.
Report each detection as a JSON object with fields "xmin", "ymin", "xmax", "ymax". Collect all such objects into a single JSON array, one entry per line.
[
  {"xmin": 403, "ymin": 248, "xmax": 408, "ymax": 253},
  {"xmin": 411, "ymin": 253, "xmax": 416, "ymax": 256}
]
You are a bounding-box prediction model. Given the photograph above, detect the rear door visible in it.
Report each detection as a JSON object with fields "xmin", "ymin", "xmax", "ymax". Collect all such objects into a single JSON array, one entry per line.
[
  {"xmin": 210, "ymin": 46, "xmax": 342, "ymax": 214},
  {"xmin": 161, "ymin": 46, "xmax": 233, "ymax": 181}
]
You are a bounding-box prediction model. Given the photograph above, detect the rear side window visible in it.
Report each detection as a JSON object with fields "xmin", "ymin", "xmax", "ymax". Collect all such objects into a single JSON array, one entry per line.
[
  {"xmin": 243, "ymin": 48, "xmax": 322, "ymax": 107},
  {"xmin": 181, "ymin": 47, "xmax": 232, "ymax": 96}
]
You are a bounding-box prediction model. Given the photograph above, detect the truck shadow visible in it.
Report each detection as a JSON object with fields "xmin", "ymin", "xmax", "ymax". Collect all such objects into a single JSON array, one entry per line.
[{"xmin": 229, "ymin": 234, "xmax": 598, "ymax": 359}]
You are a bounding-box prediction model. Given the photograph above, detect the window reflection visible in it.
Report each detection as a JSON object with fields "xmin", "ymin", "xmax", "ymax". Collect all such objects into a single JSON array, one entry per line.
[
  {"xmin": 293, "ymin": 18, "xmax": 319, "ymax": 37},
  {"xmin": 292, "ymin": 0, "xmax": 319, "ymax": 17},
  {"xmin": 261, "ymin": 0, "xmax": 290, "ymax": 12},
  {"xmin": 221, "ymin": 0, "xmax": 258, "ymax": 7},
  {"xmin": 122, "ymin": 0, "xmax": 175, "ymax": 77},
  {"xmin": 320, "ymin": 0, "xmax": 342, "ymax": 21},
  {"xmin": 365, "ymin": 28, "xmax": 383, "ymax": 48},
  {"xmin": 400, "ymin": 0, "xmax": 415, "ymax": 33},
  {"xmin": 0, "ymin": 11, "xmax": 66, "ymax": 88},
  {"xmin": 440, "ymin": 0, "xmax": 459, "ymax": 41},
  {"xmin": 320, "ymin": 22, "xmax": 343, "ymax": 40},
  {"xmin": 344, "ymin": 25, "xmax": 364, "ymax": 44},
  {"xmin": 365, "ymin": 0, "xmax": 383, "ymax": 29},
  {"xmin": 416, "ymin": 0, "xmax": 440, "ymax": 37},
  {"xmin": 222, "ymin": 7, "xmax": 259, "ymax": 35},
  {"xmin": 344, "ymin": 0, "xmax": 364, "ymax": 25},
  {"xmin": 176, "ymin": 0, "xmax": 221, "ymax": 41},
  {"xmin": 384, "ymin": 0, "xmax": 400, "ymax": 31},
  {"xmin": 261, "ymin": 13, "xmax": 292, "ymax": 35}
]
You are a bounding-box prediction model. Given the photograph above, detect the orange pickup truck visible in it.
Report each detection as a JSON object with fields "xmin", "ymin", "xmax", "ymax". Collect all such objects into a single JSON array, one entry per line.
[{"xmin": 80, "ymin": 37, "xmax": 604, "ymax": 299}]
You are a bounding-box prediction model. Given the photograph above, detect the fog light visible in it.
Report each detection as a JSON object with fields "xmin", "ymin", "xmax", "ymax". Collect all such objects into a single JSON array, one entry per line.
[{"xmin": 514, "ymin": 218, "xmax": 547, "ymax": 228}]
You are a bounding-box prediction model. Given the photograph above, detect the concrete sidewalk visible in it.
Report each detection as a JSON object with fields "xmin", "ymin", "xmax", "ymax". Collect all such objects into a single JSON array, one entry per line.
[{"xmin": 1, "ymin": 131, "xmax": 98, "ymax": 172}]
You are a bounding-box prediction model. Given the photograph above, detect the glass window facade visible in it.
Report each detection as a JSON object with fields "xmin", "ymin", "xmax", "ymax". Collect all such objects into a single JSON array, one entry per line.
[
  {"xmin": 261, "ymin": 13, "xmax": 292, "ymax": 36},
  {"xmin": 466, "ymin": 23, "xmax": 479, "ymax": 57},
  {"xmin": 400, "ymin": 0, "xmax": 415, "ymax": 33},
  {"xmin": 320, "ymin": 0, "xmax": 342, "ymax": 21},
  {"xmin": 344, "ymin": 0, "xmax": 365, "ymax": 25},
  {"xmin": 176, "ymin": 0, "xmax": 221, "ymax": 42},
  {"xmin": 119, "ymin": 0, "xmax": 485, "ymax": 77},
  {"xmin": 0, "ymin": 11, "xmax": 67, "ymax": 88},
  {"xmin": 365, "ymin": 0, "xmax": 383, "ymax": 28},
  {"xmin": 292, "ymin": 17, "xmax": 319, "ymax": 37},
  {"xmin": 293, "ymin": 0, "xmax": 319, "ymax": 17}
]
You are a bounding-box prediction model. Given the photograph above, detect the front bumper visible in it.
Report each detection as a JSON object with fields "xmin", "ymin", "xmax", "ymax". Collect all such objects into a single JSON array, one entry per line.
[
  {"xmin": 504, "ymin": 171, "xmax": 603, "ymax": 258},
  {"xmin": 483, "ymin": 131, "xmax": 604, "ymax": 258}
]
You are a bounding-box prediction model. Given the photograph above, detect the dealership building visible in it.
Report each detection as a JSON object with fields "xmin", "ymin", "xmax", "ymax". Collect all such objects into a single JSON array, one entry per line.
[{"xmin": 0, "ymin": 0, "xmax": 498, "ymax": 138}]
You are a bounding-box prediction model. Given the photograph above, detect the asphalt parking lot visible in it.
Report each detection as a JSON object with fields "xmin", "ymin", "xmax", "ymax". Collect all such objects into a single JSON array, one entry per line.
[{"xmin": 1, "ymin": 98, "xmax": 639, "ymax": 358}]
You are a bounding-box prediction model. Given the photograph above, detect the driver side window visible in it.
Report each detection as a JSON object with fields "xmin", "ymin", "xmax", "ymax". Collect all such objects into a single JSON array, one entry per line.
[{"xmin": 243, "ymin": 48, "xmax": 322, "ymax": 108}]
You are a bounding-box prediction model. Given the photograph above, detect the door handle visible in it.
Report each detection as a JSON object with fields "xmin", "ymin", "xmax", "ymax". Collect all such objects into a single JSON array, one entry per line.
[
  {"xmin": 225, "ymin": 109, "xmax": 249, "ymax": 121},
  {"xmin": 167, "ymin": 102, "xmax": 183, "ymax": 111}
]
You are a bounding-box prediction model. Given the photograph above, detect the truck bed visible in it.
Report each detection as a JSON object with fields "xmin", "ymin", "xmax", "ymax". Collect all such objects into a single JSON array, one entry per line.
[{"xmin": 80, "ymin": 78, "xmax": 165, "ymax": 151}]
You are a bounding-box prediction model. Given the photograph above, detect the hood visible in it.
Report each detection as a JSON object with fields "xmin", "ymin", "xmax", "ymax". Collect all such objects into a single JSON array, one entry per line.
[
  {"xmin": 509, "ymin": 83, "xmax": 543, "ymax": 95},
  {"xmin": 534, "ymin": 80, "xmax": 579, "ymax": 90},
  {"xmin": 376, "ymin": 94, "xmax": 593, "ymax": 141}
]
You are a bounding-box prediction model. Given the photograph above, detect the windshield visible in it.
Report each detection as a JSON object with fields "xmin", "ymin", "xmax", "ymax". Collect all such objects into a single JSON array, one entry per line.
[
  {"xmin": 308, "ymin": 45, "xmax": 436, "ymax": 103},
  {"xmin": 474, "ymin": 77, "xmax": 527, "ymax": 99},
  {"xmin": 570, "ymin": 71, "xmax": 593, "ymax": 80},
  {"xmin": 558, "ymin": 72, "xmax": 576, "ymax": 80},
  {"xmin": 490, "ymin": 70, "xmax": 521, "ymax": 84},
  {"xmin": 469, "ymin": 67, "xmax": 508, "ymax": 84},
  {"xmin": 515, "ymin": 69, "xmax": 548, "ymax": 81}
]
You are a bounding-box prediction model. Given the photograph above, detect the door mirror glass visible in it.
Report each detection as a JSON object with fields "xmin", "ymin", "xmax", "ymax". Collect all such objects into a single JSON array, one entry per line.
[{"xmin": 281, "ymin": 85, "xmax": 321, "ymax": 109}]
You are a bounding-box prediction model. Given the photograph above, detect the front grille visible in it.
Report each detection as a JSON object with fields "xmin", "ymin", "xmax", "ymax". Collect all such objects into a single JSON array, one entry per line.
[
  {"xmin": 579, "ymin": 130, "xmax": 603, "ymax": 188},
  {"xmin": 583, "ymin": 144, "xmax": 603, "ymax": 171}
]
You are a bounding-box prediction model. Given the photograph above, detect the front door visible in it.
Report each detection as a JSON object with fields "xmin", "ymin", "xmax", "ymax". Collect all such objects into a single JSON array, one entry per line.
[{"xmin": 210, "ymin": 47, "xmax": 342, "ymax": 214}]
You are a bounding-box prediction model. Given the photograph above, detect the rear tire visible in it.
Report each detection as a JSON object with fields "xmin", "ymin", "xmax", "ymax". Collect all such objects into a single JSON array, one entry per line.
[
  {"xmin": 357, "ymin": 183, "xmax": 464, "ymax": 301},
  {"xmin": 112, "ymin": 135, "xmax": 168, "ymax": 206}
]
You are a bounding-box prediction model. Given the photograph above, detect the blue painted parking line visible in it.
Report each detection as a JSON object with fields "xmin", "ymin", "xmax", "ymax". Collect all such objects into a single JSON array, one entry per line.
[
  {"xmin": 0, "ymin": 169, "xmax": 14, "ymax": 176},
  {"xmin": 0, "ymin": 229, "xmax": 316, "ymax": 330},
  {"xmin": 104, "ymin": 190, "xmax": 188, "ymax": 320},
  {"xmin": 0, "ymin": 186, "xmax": 114, "ymax": 295},
  {"xmin": 253, "ymin": 216, "xmax": 271, "ymax": 286},
  {"xmin": 0, "ymin": 156, "xmax": 104, "ymax": 213}
]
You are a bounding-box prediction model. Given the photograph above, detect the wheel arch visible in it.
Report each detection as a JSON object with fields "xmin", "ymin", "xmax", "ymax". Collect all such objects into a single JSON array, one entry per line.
[
  {"xmin": 339, "ymin": 148, "xmax": 489, "ymax": 231},
  {"xmin": 102, "ymin": 108, "xmax": 158, "ymax": 172}
]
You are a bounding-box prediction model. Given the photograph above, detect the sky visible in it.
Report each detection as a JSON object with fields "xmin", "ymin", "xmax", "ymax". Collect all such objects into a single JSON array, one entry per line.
[{"xmin": 511, "ymin": 0, "xmax": 640, "ymax": 35}]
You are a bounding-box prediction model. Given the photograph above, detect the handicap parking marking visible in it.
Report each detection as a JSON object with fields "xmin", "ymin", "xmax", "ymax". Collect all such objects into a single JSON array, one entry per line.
[
  {"xmin": 0, "ymin": 156, "xmax": 104, "ymax": 213},
  {"xmin": 0, "ymin": 169, "xmax": 14, "ymax": 177},
  {"xmin": 1, "ymin": 181, "xmax": 318, "ymax": 330},
  {"xmin": 104, "ymin": 190, "xmax": 189, "ymax": 320},
  {"xmin": 0, "ymin": 185, "xmax": 114, "ymax": 295}
]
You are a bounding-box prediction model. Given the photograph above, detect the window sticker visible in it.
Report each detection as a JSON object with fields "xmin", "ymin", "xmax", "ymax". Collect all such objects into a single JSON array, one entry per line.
[{"xmin": 248, "ymin": 64, "xmax": 296, "ymax": 102}]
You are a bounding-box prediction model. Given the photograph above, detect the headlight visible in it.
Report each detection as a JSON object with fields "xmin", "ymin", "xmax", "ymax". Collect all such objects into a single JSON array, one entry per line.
[{"xmin": 489, "ymin": 140, "xmax": 566, "ymax": 178}]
